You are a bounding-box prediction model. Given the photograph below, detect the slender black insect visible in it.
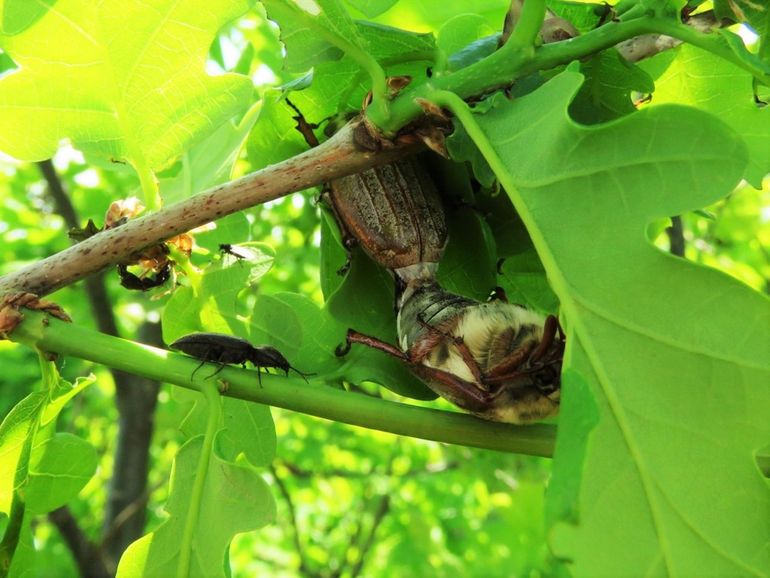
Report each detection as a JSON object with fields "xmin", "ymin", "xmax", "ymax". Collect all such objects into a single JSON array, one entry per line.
[
  {"xmin": 219, "ymin": 243, "xmax": 255, "ymax": 262},
  {"xmin": 169, "ymin": 332, "xmax": 312, "ymax": 384}
]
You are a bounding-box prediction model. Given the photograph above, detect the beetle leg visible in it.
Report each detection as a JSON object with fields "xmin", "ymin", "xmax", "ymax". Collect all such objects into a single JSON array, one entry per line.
[
  {"xmin": 484, "ymin": 342, "xmax": 536, "ymax": 381},
  {"xmin": 529, "ymin": 315, "xmax": 559, "ymax": 363},
  {"xmin": 410, "ymin": 363, "xmax": 493, "ymax": 414},
  {"xmin": 206, "ymin": 363, "xmax": 228, "ymax": 380},
  {"xmin": 484, "ymin": 316, "xmax": 565, "ymax": 393},
  {"xmin": 336, "ymin": 329, "xmax": 493, "ymax": 414},
  {"xmin": 411, "ymin": 316, "xmax": 485, "ymax": 385},
  {"xmin": 335, "ymin": 329, "xmax": 408, "ymax": 361},
  {"xmin": 190, "ymin": 360, "xmax": 207, "ymax": 380}
]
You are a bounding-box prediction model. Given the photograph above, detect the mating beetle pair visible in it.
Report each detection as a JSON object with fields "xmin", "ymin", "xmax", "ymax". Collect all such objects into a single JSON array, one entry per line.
[
  {"xmin": 327, "ymin": 155, "xmax": 565, "ymax": 424},
  {"xmin": 170, "ymin": 332, "xmax": 311, "ymax": 384}
]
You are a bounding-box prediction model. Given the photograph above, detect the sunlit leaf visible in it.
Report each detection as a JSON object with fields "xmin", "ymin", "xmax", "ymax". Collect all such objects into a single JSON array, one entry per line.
[
  {"xmin": 449, "ymin": 70, "xmax": 769, "ymax": 576},
  {"xmin": 0, "ymin": 0, "xmax": 253, "ymax": 179},
  {"xmin": 26, "ymin": 432, "xmax": 97, "ymax": 514},
  {"xmin": 640, "ymin": 44, "xmax": 770, "ymax": 187},
  {"xmin": 116, "ymin": 434, "xmax": 275, "ymax": 577}
]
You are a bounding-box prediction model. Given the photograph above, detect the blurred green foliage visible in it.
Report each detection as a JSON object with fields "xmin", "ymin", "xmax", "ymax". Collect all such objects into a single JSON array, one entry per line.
[{"xmin": 0, "ymin": 0, "xmax": 768, "ymax": 576}]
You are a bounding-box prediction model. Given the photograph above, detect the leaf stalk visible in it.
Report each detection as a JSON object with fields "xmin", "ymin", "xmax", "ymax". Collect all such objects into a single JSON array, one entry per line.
[
  {"xmin": 10, "ymin": 312, "xmax": 557, "ymax": 458},
  {"xmin": 176, "ymin": 382, "xmax": 220, "ymax": 578},
  {"xmin": 503, "ymin": 0, "xmax": 546, "ymax": 51},
  {"xmin": 369, "ymin": 15, "xmax": 769, "ymax": 135}
]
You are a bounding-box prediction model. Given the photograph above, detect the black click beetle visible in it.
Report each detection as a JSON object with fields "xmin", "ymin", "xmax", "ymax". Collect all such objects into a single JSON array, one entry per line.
[{"xmin": 169, "ymin": 332, "xmax": 311, "ymax": 384}]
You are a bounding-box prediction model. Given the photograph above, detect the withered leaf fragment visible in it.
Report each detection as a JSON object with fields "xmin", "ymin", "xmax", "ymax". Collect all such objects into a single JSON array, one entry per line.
[{"xmin": 0, "ymin": 292, "xmax": 71, "ymax": 339}]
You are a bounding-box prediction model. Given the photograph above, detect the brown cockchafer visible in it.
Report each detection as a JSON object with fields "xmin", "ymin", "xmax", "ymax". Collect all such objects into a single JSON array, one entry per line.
[
  {"xmin": 325, "ymin": 157, "xmax": 447, "ymax": 270},
  {"xmin": 329, "ymin": 156, "xmax": 564, "ymax": 424}
]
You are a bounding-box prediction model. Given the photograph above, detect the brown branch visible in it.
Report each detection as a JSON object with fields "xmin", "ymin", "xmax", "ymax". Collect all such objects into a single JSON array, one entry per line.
[
  {"xmin": 37, "ymin": 160, "xmax": 79, "ymax": 230},
  {"xmin": 100, "ymin": 321, "xmax": 161, "ymax": 569},
  {"xmin": 348, "ymin": 495, "xmax": 390, "ymax": 578},
  {"xmin": 270, "ymin": 464, "xmax": 322, "ymax": 578},
  {"xmin": 666, "ymin": 215, "xmax": 685, "ymax": 257},
  {"xmin": 1, "ymin": 119, "xmax": 421, "ymax": 298},
  {"xmin": 48, "ymin": 507, "xmax": 111, "ymax": 578},
  {"xmin": 279, "ymin": 459, "xmax": 458, "ymax": 479},
  {"xmin": 37, "ymin": 161, "xmax": 162, "ymax": 569},
  {"xmin": 616, "ymin": 11, "xmax": 721, "ymax": 63}
]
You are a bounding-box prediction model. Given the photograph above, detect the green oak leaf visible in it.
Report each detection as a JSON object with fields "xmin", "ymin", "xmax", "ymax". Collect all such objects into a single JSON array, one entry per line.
[
  {"xmin": 179, "ymin": 393, "xmax": 276, "ymax": 470},
  {"xmin": 262, "ymin": 0, "xmax": 367, "ymax": 73},
  {"xmin": 319, "ymin": 208, "xmax": 348, "ymax": 299},
  {"xmin": 246, "ymin": 89, "xmax": 310, "ymax": 170},
  {"xmin": 547, "ymin": 0, "xmax": 607, "ymax": 34},
  {"xmin": 217, "ymin": 399, "xmax": 276, "ymax": 467},
  {"xmin": 0, "ymin": 0, "xmax": 253, "ymax": 187},
  {"xmin": 437, "ymin": 206, "xmax": 497, "ymax": 301},
  {"xmin": 1, "ymin": 0, "xmax": 56, "ymax": 34},
  {"xmin": 369, "ymin": 0, "xmax": 505, "ymax": 35},
  {"xmin": 26, "ymin": 432, "xmax": 98, "ymax": 515},
  {"xmin": 640, "ymin": 43, "xmax": 770, "ymax": 187},
  {"xmin": 0, "ymin": 392, "xmax": 46, "ymax": 514},
  {"xmin": 249, "ymin": 291, "xmax": 347, "ymax": 376},
  {"xmin": 714, "ymin": 1, "xmax": 769, "ymax": 56},
  {"xmin": 282, "ymin": 21, "xmax": 435, "ymax": 120},
  {"xmin": 0, "ymin": 371, "xmax": 96, "ymax": 572},
  {"xmin": 116, "ymin": 434, "xmax": 275, "ymax": 578},
  {"xmin": 471, "ymin": 185, "xmax": 560, "ymax": 314},
  {"xmin": 40, "ymin": 375, "xmax": 95, "ymax": 426},
  {"xmin": 159, "ymin": 101, "xmax": 261, "ymax": 205},
  {"xmin": 162, "ymin": 243, "xmax": 274, "ymax": 341},
  {"xmin": 714, "ymin": 0, "xmax": 768, "ymax": 28},
  {"xmin": 448, "ymin": 70, "xmax": 770, "ymax": 576},
  {"xmin": 571, "ymin": 49, "xmax": 654, "ymax": 123},
  {"xmin": 437, "ymin": 13, "xmax": 495, "ymax": 58},
  {"xmin": 325, "ymin": 251, "xmax": 435, "ymax": 399},
  {"xmin": 343, "ymin": 0, "xmax": 398, "ymax": 19},
  {"xmin": 498, "ymin": 254, "xmax": 559, "ymax": 316},
  {"xmin": 0, "ymin": 373, "xmax": 96, "ymax": 514}
]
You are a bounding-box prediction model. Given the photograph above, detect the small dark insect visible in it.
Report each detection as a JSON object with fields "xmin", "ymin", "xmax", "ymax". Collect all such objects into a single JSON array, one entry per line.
[
  {"xmin": 219, "ymin": 243, "xmax": 257, "ymax": 263},
  {"xmin": 117, "ymin": 263, "xmax": 171, "ymax": 291},
  {"xmin": 169, "ymin": 332, "xmax": 312, "ymax": 384}
]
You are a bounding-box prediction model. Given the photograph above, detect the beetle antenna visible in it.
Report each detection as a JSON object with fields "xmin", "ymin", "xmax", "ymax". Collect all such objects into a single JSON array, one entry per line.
[{"xmin": 290, "ymin": 367, "xmax": 314, "ymax": 383}]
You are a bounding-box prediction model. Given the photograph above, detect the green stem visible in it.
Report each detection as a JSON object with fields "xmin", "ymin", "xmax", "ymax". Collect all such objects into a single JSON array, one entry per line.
[
  {"xmin": 11, "ymin": 312, "xmax": 556, "ymax": 458},
  {"xmin": 176, "ymin": 382, "xmax": 220, "ymax": 578},
  {"xmin": 504, "ymin": 0, "xmax": 546, "ymax": 51},
  {"xmin": 425, "ymin": 91, "xmax": 498, "ymax": 163},
  {"xmin": 136, "ymin": 162, "xmax": 161, "ymax": 212},
  {"xmin": 336, "ymin": 50, "xmax": 439, "ymax": 115},
  {"xmin": 370, "ymin": 15, "xmax": 769, "ymax": 135}
]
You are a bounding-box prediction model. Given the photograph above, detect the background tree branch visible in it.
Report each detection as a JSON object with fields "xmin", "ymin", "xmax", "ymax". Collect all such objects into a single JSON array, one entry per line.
[
  {"xmin": 48, "ymin": 507, "xmax": 111, "ymax": 578},
  {"xmin": 38, "ymin": 160, "xmax": 161, "ymax": 570}
]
